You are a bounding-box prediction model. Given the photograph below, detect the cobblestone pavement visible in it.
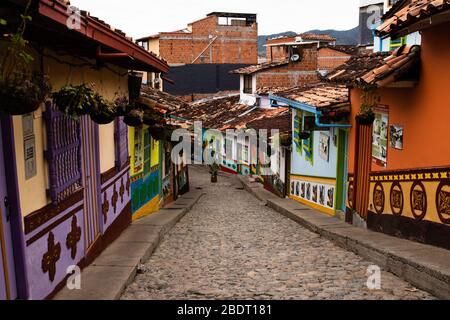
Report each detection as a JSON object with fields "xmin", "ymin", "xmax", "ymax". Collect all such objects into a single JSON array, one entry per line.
[{"xmin": 121, "ymin": 166, "xmax": 434, "ymax": 300}]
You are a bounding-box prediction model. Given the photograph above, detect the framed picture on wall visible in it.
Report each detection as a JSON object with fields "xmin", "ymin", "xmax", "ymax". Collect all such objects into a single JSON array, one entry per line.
[
  {"xmin": 319, "ymin": 133, "xmax": 330, "ymax": 162},
  {"xmin": 372, "ymin": 105, "xmax": 389, "ymax": 167},
  {"xmin": 390, "ymin": 125, "xmax": 403, "ymax": 150}
]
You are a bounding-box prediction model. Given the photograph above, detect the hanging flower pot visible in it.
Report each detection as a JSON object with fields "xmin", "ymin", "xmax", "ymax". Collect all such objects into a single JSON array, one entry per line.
[
  {"xmin": 149, "ymin": 125, "xmax": 165, "ymax": 141},
  {"xmin": 299, "ymin": 131, "xmax": 311, "ymax": 140},
  {"xmin": 128, "ymin": 72, "xmax": 143, "ymax": 103},
  {"xmin": 356, "ymin": 111, "xmax": 375, "ymax": 125},
  {"xmin": 114, "ymin": 96, "xmax": 129, "ymax": 116},
  {"xmin": 52, "ymin": 84, "xmax": 96, "ymax": 118},
  {"xmin": 0, "ymin": 72, "xmax": 51, "ymax": 115},
  {"xmin": 90, "ymin": 101, "xmax": 116, "ymax": 125},
  {"xmin": 143, "ymin": 113, "xmax": 157, "ymax": 126},
  {"xmin": 123, "ymin": 108, "xmax": 144, "ymax": 127},
  {"xmin": 280, "ymin": 134, "xmax": 292, "ymax": 147}
]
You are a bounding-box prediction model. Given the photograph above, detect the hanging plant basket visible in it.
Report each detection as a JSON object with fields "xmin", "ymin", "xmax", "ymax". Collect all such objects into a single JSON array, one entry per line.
[
  {"xmin": 52, "ymin": 84, "xmax": 97, "ymax": 118},
  {"xmin": 149, "ymin": 125, "xmax": 165, "ymax": 141},
  {"xmin": 0, "ymin": 72, "xmax": 51, "ymax": 115},
  {"xmin": 128, "ymin": 72, "xmax": 143, "ymax": 103},
  {"xmin": 299, "ymin": 131, "xmax": 311, "ymax": 140},
  {"xmin": 356, "ymin": 112, "xmax": 375, "ymax": 125},
  {"xmin": 89, "ymin": 94, "xmax": 117, "ymax": 125},
  {"xmin": 114, "ymin": 96, "xmax": 129, "ymax": 117},
  {"xmin": 280, "ymin": 134, "xmax": 292, "ymax": 147},
  {"xmin": 123, "ymin": 108, "xmax": 144, "ymax": 127},
  {"xmin": 143, "ymin": 113, "xmax": 157, "ymax": 126}
]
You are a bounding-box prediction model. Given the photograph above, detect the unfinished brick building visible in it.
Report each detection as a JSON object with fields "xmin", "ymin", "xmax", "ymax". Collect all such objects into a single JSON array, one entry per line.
[
  {"xmin": 137, "ymin": 12, "xmax": 258, "ymax": 96},
  {"xmin": 137, "ymin": 12, "xmax": 258, "ymax": 65},
  {"xmin": 232, "ymin": 33, "xmax": 359, "ymax": 97}
]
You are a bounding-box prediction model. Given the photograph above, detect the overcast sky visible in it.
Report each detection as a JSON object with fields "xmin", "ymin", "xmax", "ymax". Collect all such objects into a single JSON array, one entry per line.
[{"xmin": 70, "ymin": 0, "xmax": 360, "ymax": 39}]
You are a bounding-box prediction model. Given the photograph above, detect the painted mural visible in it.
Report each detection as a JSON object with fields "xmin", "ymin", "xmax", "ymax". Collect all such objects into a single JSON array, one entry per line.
[
  {"xmin": 289, "ymin": 111, "xmax": 347, "ymax": 215},
  {"xmin": 347, "ymin": 166, "xmax": 450, "ymax": 249},
  {"xmin": 129, "ymin": 126, "xmax": 161, "ymax": 220}
]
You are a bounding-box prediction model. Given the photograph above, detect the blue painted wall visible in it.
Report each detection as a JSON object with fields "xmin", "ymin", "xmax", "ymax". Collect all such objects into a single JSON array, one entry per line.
[{"xmin": 291, "ymin": 112, "xmax": 338, "ymax": 178}]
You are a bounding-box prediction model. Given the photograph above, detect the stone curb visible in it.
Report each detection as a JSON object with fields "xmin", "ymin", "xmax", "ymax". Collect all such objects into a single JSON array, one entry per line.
[
  {"xmin": 53, "ymin": 189, "xmax": 205, "ymax": 300},
  {"xmin": 237, "ymin": 175, "xmax": 450, "ymax": 299}
]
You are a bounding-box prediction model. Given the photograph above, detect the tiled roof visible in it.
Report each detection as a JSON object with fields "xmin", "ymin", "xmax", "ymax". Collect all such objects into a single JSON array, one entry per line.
[
  {"xmin": 319, "ymin": 45, "xmax": 360, "ymax": 56},
  {"xmin": 139, "ymin": 86, "xmax": 188, "ymax": 114},
  {"xmin": 274, "ymin": 84, "xmax": 349, "ymax": 110},
  {"xmin": 246, "ymin": 109, "xmax": 292, "ymax": 133},
  {"xmin": 172, "ymin": 96, "xmax": 251, "ymax": 129},
  {"xmin": 230, "ymin": 60, "xmax": 290, "ymax": 75},
  {"xmin": 32, "ymin": 0, "xmax": 168, "ymax": 72},
  {"xmin": 326, "ymin": 52, "xmax": 390, "ymax": 84},
  {"xmin": 171, "ymin": 94, "xmax": 292, "ymax": 132},
  {"xmin": 299, "ymin": 33, "xmax": 336, "ymax": 42},
  {"xmin": 377, "ymin": 0, "xmax": 450, "ymax": 38},
  {"xmin": 327, "ymin": 45, "xmax": 421, "ymax": 87},
  {"xmin": 221, "ymin": 107, "xmax": 291, "ymax": 132}
]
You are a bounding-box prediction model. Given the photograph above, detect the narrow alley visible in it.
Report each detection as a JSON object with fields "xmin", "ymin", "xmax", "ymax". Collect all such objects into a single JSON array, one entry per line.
[{"xmin": 121, "ymin": 166, "xmax": 433, "ymax": 300}]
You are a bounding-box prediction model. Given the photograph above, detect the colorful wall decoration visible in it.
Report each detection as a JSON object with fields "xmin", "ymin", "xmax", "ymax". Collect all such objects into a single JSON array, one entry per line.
[
  {"xmin": 362, "ymin": 167, "xmax": 450, "ymax": 250},
  {"xmin": 372, "ymin": 105, "xmax": 389, "ymax": 167},
  {"xmin": 129, "ymin": 126, "xmax": 161, "ymax": 220},
  {"xmin": 289, "ymin": 175, "xmax": 336, "ymax": 215}
]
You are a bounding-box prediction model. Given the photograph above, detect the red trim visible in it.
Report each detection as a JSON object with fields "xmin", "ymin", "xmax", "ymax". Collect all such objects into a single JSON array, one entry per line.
[{"xmin": 37, "ymin": 0, "xmax": 169, "ymax": 73}]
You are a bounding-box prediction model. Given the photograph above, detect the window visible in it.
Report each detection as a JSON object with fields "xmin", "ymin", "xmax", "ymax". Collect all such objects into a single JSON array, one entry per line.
[
  {"xmin": 390, "ymin": 36, "xmax": 407, "ymax": 50},
  {"xmin": 114, "ymin": 117, "xmax": 129, "ymax": 169},
  {"xmin": 44, "ymin": 102, "xmax": 82, "ymax": 203},
  {"xmin": 243, "ymin": 75, "xmax": 253, "ymax": 94}
]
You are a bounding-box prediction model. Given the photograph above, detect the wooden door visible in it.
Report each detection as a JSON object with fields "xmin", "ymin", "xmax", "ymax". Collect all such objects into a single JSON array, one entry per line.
[
  {"xmin": 353, "ymin": 123, "xmax": 373, "ymax": 220},
  {"xmin": 80, "ymin": 117, "xmax": 101, "ymax": 252},
  {"xmin": 0, "ymin": 122, "xmax": 17, "ymax": 300}
]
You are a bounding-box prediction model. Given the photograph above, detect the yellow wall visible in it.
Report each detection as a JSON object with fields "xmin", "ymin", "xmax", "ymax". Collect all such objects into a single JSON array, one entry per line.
[
  {"xmin": 151, "ymin": 139, "xmax": 160, "ymax": 167},
  {"xmin": 99, "ymin": 123, "xmax": 116, "ymax": 173},
  {"xmin": 148, "ymin": 39, "xmax": 160, "ymax": 56},
  {"xmin": 13, "ymin": 48, "xmax": 128, "ymax": 216}
]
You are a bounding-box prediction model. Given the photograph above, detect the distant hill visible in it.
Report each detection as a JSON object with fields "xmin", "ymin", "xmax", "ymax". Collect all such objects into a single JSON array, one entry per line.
[{"xmin": 258, "ymin": 27, "xmax": 359, "ymax": 57}]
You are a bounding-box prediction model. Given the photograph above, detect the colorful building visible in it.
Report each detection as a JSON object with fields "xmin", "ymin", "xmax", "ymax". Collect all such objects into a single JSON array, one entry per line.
[
  {"xmin": 270, "ymin": 84, "xmax": 351, "ymax": 215},
  {"xmin": 327, "ymin": 0, "xmax": 450, "ymax": 249},
  {"xmin": 0, "ymin": 0, "xmax": 169, "ymax": 300}
]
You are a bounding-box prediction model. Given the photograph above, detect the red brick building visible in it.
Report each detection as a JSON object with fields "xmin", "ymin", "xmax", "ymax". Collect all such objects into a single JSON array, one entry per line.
[{"xmin": 137, "ymin": 12, "xmax": 258, "ymax": 65}]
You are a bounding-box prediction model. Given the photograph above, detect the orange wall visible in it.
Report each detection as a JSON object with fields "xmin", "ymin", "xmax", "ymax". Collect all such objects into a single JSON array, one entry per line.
[{"xmin": 348, "ymin": 22, "xmax": 450, "ymax": 173}]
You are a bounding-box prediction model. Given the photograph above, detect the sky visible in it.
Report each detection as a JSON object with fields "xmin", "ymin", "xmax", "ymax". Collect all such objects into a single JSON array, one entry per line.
[{"xmin": 70, "ymin": 0, "xmax": 360, "ymax": 39}]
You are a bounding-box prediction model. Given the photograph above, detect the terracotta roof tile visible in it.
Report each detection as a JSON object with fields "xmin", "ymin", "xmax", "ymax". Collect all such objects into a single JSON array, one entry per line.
[
  {"xmin": 275, "ymin": 84, "xmax": 349, "ymax": 110},
  {"xmin": 299, "ymin": 33, "xmax": 336, "ymax": 42},
  {"xmin": 326, "ymin": 45, "xmax": 421, "ymax": 87},
  {"xmin": 377, "ymin": 0, "xmax": 450, "ymax": 37},
  {"xmin": 139, "ymin": 85, "xmax": 188, "ymax": 113},
  {"xmin": 231, "ymin": 60, "xmax": 290, "ymax": 75}
]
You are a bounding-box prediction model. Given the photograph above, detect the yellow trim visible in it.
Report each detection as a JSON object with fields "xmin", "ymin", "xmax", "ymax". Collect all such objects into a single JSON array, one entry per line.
[
  {"xmin": 289, "ymin": 195, "xmax": 335, "ymax": 216},
  {"xmin": 132, "ymin": 196, "xmax": 160, "ymax": 221},
  {"xmin": 290, "ymin": 174, "xmax": 336, "ymax": 186},
  {"xmin": 0, "ymin": 207, "xmax": 11, "ymax": 300},
  {"xmin": 129, "ymin": 127, "xmax": 144, "ymax": 176}
]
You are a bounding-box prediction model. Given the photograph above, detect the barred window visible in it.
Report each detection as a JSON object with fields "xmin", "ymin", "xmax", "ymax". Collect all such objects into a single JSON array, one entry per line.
[{"xmin": 44, "ymin": 101, "xmax": 82, "ymax": 203}]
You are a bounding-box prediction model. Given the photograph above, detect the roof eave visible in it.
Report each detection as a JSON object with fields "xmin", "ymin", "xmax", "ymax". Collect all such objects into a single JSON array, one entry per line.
[{"xmin": 38, "ymin": 0, "xmax": 169, "ymax": 73}]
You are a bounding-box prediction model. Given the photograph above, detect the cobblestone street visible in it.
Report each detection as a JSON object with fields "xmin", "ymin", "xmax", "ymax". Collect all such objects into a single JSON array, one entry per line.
[{"xmin": 121, "ymin": 166, "xmax": 434, "ymax": 300}]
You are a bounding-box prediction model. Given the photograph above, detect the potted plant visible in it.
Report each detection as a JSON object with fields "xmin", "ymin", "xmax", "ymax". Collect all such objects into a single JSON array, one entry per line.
[
  {"xmin": 52, "ymin": 84, "xmax": 97, "ymax": 118},
  {"xmin": 0, "ymin": 3, "xmax": 52, "ymax": 115},
  {"xmin": 114, "ymin": 96, "xmax": 129, "ymax": 117},
  {"xmin": 356, "ymin": 83, "xmax": 378, "ymax": 125},
  {"xmin": 123, "ymin": 108, "xmax": 144, "ymax": 127},
  {"xmin": 89, "ymin": 94, "xmax": 116, "ymax": 125},
  {"xmin": 299, "ymin": 131, "xmax": 311, "ymax": 140},
  {"xmin": 209, "ymin": 162, "xmax": 219, "ymax": 183},
  {"xmin": 149, "ymin": 125, "xmax": 165, "ymax": 141}
]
